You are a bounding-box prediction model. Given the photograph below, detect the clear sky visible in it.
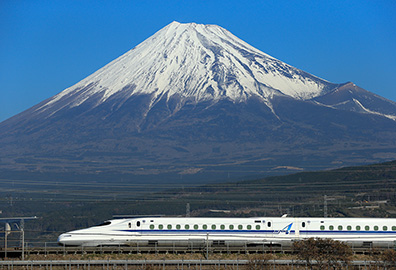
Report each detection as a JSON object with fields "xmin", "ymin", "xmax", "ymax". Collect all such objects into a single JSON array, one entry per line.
[{"xmin": 1, "ymin": 0, "xmax": 395, "ymax": 122}]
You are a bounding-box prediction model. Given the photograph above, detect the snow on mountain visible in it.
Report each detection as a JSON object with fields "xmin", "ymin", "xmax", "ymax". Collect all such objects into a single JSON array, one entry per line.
[
  {"xmin": 312, "ymin": 82, "xmax": 396, "ymax": 121},
  {"xmin": 37, "ymin": 21, "xmax": 334, "ymax": 116},
  {"xmin": 2, "ymin": 21, "xmax": 396, "ymax": 180}
]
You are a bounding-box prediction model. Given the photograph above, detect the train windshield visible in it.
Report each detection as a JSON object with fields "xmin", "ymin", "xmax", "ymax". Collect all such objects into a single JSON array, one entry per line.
[{"xmin": 95, "ymin": 221, "xmax": 112, "ymax": 227}]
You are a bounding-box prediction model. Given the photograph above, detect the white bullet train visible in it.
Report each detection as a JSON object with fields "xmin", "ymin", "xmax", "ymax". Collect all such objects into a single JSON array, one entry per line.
[{"xmin": 58, "ymin": 216, "xmax": 396, "ymax": 248}]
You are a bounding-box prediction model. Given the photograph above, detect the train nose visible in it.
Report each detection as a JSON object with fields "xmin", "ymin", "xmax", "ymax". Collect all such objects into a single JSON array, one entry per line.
[{"xmin": 57, "ymin": 233, "xmax": 72, "ymax": 246}]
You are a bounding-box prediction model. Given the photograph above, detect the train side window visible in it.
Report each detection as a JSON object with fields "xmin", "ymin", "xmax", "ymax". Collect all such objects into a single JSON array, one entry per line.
[
  {"xmin": 247, "ymin": 225, "xmax": 252, "ymax": 230},
  {"xmin": 185, "ymin": 224, "xmax": 190, "ymax": 230},
  {"xmin": 329, "ymin": 225, "xmax": 334, "ymax": 230},
  {"xmin": 176, "ymin": 224, "xmax": 181, "ymax": 229},
  {"xmin": 159, "ymin": 224, "xmax": 163, "ymax": 230},
  {"xmin": 128, "ymin": 223, "xmax": 131, "ymax": 228},
  {"xmin": 356, "ymin": 226, "xmax": 361, "ymax": 231},
  {"xmin": 392, "ymin": 226, "xmax": 396, "ymax": 231},
  {"xmin": 220, "ymin": 224, "xmax": 225, "ymax": 230},
  {"xmin": 383, "ymin": 226, "xmax": 388, "ymax": 231},
  {"xmin": 211, "ymin": 224, "xmax": 216, "ymax": 230},
  {"xmin": 229, "ymin": 225, "xmax": 234, "ymax": 230},
  {"xmin": 238, "ymin": 225, "xmax": 243, "ymax": 230},
  {"xmin": 203, "ymin": 224, "xmax": 208, "ymax": 230},
  {"xmin": 347, "ymin": 226, "xmax": 352, "ymax": 231},
  {"xmin": 365, "ymin": 226, "xmax": 370, "ymax": 231},
  {"xmin": 338, "ymin": 225, "xmax": 343, "ymax": 231},
  {"xmin": 320, "ymin": 225, "xmax": 325, "ymax": 231},
  {"xmin": 256, "ymin": 225, "xmax": 261, "ymax": 230},
  {"xmin": 267, "ymin": 222, "xmax": 271, "ymax": 228},
  {"xmin": 374, "ymin": 226, "xmax": 379, "ymax": 231},
  {"xmin": 194, "ymin": 224, "xmax": 199, "ymax": 230},
  {"xmin": 167, "ymin": 224, "xmax": 172, "ymax": 230},
  {"xmin": 302, "ymin": 222, "xmax": 306, "ymax": 228},
  {"xmin": 137, "ymin": 221, "xmax": 141, "ymax": 227},
  {"xmin": 150, "ymin": 224, "xmax": 154, "ymax": 230}
]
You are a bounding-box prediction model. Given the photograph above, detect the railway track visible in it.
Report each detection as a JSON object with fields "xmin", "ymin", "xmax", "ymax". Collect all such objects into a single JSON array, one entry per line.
[
  {"xmin": 2, "ymin": 245, "xmax": 288, "ymax": 258},
  {"xmin": 0, "ymin": 244, "xmax": 385, "ymax": 259}
]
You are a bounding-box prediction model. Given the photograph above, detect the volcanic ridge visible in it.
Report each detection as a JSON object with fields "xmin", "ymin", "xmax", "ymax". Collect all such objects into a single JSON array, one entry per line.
[{"xmin": 1, "ymin": 21, "xmax": 396, "ymax": 183}]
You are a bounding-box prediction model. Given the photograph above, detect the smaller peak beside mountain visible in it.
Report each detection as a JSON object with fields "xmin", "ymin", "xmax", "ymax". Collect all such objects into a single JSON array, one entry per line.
[{"xmin": 313, "ymin": 81, "xmax": 396, "ymax": 120}]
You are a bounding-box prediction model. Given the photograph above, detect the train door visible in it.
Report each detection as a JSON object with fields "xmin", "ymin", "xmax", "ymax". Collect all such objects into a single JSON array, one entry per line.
[
  {"xmin": 266, "ymin": 219, "xmax": 273, "ymax": 235},
  {"xmin": 129, "ymin": 220, "xmax": 143, "ymax": 233},
  {"xmin": 294, "ymin": 218, "xmax": 300, "ymax": 239},
  {"xmin": 300, "ymin": 220, "xmax": 309, "ymax": 238}
]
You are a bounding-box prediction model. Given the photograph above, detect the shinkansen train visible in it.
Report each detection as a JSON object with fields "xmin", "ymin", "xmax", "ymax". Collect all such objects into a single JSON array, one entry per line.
[{"xmin": 57, "ymin": 216, "xmax": 396, "ymax": 248}]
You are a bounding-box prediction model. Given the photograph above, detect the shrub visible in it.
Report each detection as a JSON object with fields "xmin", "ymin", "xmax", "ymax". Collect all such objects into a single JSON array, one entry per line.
[{"xmin": 293, "ymin": 238, "xmax": 352, "ymax": 269}]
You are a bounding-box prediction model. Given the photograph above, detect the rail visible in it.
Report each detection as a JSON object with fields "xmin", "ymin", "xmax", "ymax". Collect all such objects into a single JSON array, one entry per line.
[{"xmin": 1, "ymin": 240, "xmax": 395, "ymax": 259}]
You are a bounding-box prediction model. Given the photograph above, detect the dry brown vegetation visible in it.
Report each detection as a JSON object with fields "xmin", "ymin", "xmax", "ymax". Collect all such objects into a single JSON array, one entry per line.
[{"xmin": 293, "ymin": 238, "xmax": 352, "ymax": 269}]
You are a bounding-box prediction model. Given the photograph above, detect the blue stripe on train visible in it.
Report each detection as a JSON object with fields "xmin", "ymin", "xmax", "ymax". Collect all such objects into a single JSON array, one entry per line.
[{"xmin": 117, "ymin": 229, "xmax": 396, "ymax": 235}]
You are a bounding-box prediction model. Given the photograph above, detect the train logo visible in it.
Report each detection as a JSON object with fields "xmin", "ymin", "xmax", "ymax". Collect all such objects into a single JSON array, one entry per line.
[{"xmin": 275, "ymin": 222, "xmax": 293, "ymax": 235}]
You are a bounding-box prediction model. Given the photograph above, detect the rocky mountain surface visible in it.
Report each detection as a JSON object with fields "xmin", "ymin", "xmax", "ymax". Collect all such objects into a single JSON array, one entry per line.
[{"xmin": 1, "ymin": 22, "xmax": 396, "ymax": 183}]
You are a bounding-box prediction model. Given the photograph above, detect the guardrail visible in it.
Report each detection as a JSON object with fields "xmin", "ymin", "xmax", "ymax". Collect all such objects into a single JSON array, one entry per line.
[
  {"xmin": 2, "ymin": 240, "xmax": 290, "ymax": 258},
  {"xmin": 0, "ymin": 259, "xmax": 391, "ymax": 269},
  {"xmin": 1, "ymin": 239, "xmax": 394, "ymax": 259}
]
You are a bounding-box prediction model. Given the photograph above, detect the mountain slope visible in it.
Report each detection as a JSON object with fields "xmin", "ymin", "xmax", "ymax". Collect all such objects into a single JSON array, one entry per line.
[
  {"xmin": 28, "ymin": 22, "xmax": 336, "ymax": 120},
  {"xmin": 313, "ymin": 82, "xmax": 396, "ymax": 120},
  {"xmin": 1, "ymin": 22, "xmax": 396, "ymax": 182}
]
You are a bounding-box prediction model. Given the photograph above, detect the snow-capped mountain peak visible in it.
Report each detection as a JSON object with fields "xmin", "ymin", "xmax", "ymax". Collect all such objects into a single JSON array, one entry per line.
[
  {"xmin": 39, "ymin": 21, "xmax": 334, "ymax": 114},
  {"xmin": 3, "ymin": 22, "xmax": 396, "ymax": 181}
]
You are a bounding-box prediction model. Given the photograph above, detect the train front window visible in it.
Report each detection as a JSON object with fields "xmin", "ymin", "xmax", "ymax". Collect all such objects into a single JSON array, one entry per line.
[{"xmin": 96, "ymin": 221, "xmax": 111, "ymax": 227}]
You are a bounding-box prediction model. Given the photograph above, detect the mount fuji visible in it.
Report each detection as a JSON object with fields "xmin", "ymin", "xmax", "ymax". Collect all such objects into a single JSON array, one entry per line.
[{"xmin": 1, "ymin": 21, "xmax": 396, "ymax": 183}]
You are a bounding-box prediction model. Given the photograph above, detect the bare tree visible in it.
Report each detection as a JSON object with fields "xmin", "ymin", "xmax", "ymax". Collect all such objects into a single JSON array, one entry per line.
[{"xmin": 293, "ymin": 238, "xmax": 352, "ymax": 269}]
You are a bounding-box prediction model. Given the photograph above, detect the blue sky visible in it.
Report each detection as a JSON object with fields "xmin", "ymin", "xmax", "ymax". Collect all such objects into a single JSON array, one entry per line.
[{"xmin": 1, "ymin": 0, "xmax": 395, "ymax": 122}]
